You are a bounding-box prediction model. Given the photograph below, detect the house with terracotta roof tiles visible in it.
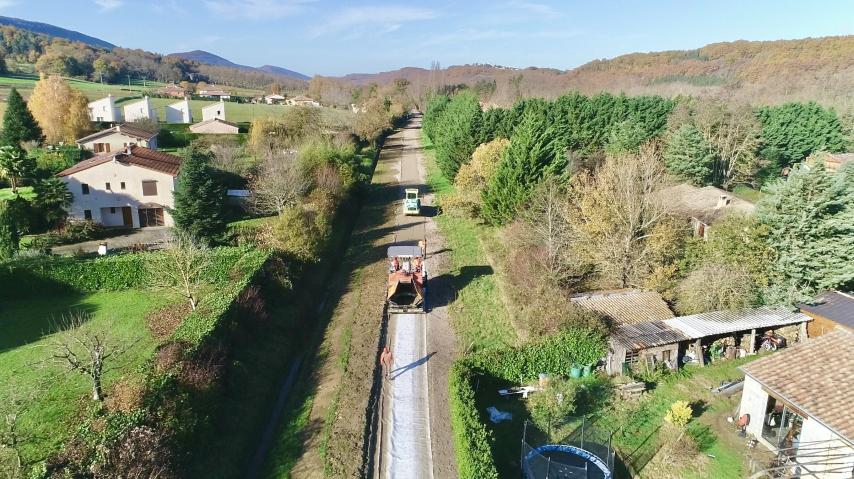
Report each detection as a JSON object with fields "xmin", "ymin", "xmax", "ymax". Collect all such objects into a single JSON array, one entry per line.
[
  {"xmin": 738, "ymin": 329, "xmax": 854, "ymax": 478},
  {"xmin": 76, "ymin": 123, "xmax": 159, "ymax": 153},
  {"xmin": 57, "ymin": 146, "xmax": 182, "ymax": 228}
]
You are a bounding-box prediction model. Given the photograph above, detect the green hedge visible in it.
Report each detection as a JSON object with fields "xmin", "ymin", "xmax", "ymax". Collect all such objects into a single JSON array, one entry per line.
[
  {"xmin": 449, "ymin": 361, "xmax": 500, "ymax": 479},
  {"xmin": 0, "ymin": 253, "xmax": 150, "ymax": 297},
  {"xmin": 469, "ymin": 329, "xmax": 606, "ymax": 382},
  {"xmin": 0, "ymin": 247, "xmax": 269, "ymax": 300}
]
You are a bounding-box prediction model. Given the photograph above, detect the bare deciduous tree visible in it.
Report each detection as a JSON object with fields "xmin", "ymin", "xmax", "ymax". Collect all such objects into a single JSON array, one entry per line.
[
  {"xmin": 567, "ymin": 144, "xmax": 684, "ymax": 289},
  {"xmin": 249, "ymin": 150, "xmax": 310, "ymax": 215},
  {"xmin": 694, "ymin": 100, "xmax": 763, "ymax": 188},
  {"xmin": 0, "ymin": 384, "xmax": 38, "ymax": 478},
  {"xmin": 209, "ymin": 143, "xmax": 242, "ymax": 173},
  {"xmin": 676, "ymin": 262, "xmax": 758, "ymax": 314},
  {"xmin": 50, "ymin": 313, "xmax": 137, "ymax": 402},
  {"xmin": 147, "ymin": 233, "xmax": 211, "ymax": 311},
  {"xmin": 518, "ymin": 178, "xmax": 575, "ymax": 283}
]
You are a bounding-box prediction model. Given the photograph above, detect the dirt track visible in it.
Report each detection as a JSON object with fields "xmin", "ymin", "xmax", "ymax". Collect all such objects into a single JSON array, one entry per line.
[{"xmin": 291, "ymin": 115, "xmax": 457, "ymax": 478}]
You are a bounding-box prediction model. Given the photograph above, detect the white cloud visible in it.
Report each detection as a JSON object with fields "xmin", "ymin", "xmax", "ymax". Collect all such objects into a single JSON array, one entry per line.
[
  {"xmin": 94, "ymin": 0, "xmax": 123, "ymax": 11},
  {"xmin": 311, "ymin": 5, "xmax": 437, "ymax": 38},
  {"xmin": 0, "ymin": 1, "xmax": 16, "ymax": 10},
  {"xmin": 152, "ymin": 0, "xmax": 187, "ymax": 15},
  {"xmin": 205, "ymin": 0, "xmax": 312, "ymax": 20}
]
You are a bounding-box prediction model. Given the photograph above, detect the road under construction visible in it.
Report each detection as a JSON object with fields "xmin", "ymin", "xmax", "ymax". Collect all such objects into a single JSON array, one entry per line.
[{"xmin": 371, "ymin": 113, "xmax": 438, "ymax": 479}]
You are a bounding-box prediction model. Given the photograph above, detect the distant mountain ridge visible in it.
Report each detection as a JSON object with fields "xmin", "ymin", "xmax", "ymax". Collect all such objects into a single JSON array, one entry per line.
[
  {"xmin": 0, "ymin": 15, "xmax": 115, "ymax": 49},
  {"xmin": 333, "ymin": 36, "xmax": 854, "ymax": 113},
  {"xmin": 169, "ymin": 50, "xmax": 310, "ymax": 81}
]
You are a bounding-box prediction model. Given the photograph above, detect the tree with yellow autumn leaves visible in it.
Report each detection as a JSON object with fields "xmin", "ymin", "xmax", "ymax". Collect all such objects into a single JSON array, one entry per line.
[{"xmin": 27, "ymin": 75, "xmax": 90, "ymax": 144}]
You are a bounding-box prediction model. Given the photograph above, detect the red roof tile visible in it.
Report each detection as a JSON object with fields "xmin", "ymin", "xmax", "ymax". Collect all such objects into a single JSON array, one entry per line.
[{"xmin": 57, "ymin": 146, "xmax": 181, "ymax": 177}]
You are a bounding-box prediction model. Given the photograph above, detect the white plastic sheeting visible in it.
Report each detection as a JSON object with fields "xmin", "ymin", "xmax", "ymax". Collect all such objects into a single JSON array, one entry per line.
[{"xmin": 385, "ymin": 313, "xmax": 433, "ymax": 479}]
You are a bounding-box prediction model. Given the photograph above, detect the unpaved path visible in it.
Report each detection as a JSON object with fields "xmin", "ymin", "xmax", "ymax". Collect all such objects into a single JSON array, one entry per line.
[{"xmin": 290, "ymin": 114, "xmax": 456, "ymax": 479}]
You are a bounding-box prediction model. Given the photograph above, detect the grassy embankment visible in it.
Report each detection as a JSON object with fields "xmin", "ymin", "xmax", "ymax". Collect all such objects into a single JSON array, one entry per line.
[
  {"xmin": 422, "ymin": 131, "xmax": 758, "ymax": 478},
  {"xmin": 184, "ymin": 152, "xmax": 377, "ymax": 478},
  {"xmin": 422, "ymin": 133, "xmax": 517, "ymax": 352},
  {"xmin": 0, "ymin": 290, "xmax": 176, "ymax": 464}
]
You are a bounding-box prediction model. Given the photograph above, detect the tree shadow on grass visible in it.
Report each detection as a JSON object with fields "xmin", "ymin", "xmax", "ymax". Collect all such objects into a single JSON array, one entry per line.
[
  {"xmin": 428, "ymin": 265, "xmax": 494, "ymax": 309},
  {"xmin": 0, "ymin": 278, "xmax": 97, "ymax": 353}
]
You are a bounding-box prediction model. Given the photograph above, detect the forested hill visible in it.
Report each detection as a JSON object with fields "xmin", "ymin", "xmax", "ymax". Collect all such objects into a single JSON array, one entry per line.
[
  {"xmin": 168, "ymin": 50, "xmax": 310, "ymax": 81},
  {"xmin": 0, "ymin": 15, "xmax": 114, "ymax": 49},
  {"xmin": 336, "ymin": 36, "xmax": 854, "ymax": 113}
]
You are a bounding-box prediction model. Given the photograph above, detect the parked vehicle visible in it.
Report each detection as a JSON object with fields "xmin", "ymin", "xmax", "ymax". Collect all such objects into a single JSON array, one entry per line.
[{"xmin": 403, "ymin": 188, "xmax": 421, "ymax": 215}]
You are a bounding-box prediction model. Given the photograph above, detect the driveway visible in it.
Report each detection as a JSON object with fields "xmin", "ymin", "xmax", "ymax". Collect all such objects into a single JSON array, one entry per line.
[{"xmin": 51, "ymin": 226, "xmax": 171, "ymax": 255}]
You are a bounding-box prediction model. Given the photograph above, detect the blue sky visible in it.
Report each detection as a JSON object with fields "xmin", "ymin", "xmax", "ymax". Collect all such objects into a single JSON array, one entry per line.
[{"xmin": 3, "ymin": 0, "xmax": 853, "ymax": 76}]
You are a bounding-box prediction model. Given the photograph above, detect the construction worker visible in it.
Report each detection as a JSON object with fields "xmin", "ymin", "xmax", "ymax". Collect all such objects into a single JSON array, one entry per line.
[
  {"xmin": 391, "ymin": 257, "xmax": 400, "ymax": 272},
  {"xmin": 380, "ymin": 346, "xmax": 393, "ymax": 379},
  {"xmin": 413, "ymin": 256, "xmax": 422, "ymax": 272}
]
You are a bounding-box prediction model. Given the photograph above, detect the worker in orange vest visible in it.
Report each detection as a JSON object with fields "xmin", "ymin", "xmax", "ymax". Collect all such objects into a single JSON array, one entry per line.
[{"xmin": 380, "ymin": 346, "xmax": 393, "ymax": 379}]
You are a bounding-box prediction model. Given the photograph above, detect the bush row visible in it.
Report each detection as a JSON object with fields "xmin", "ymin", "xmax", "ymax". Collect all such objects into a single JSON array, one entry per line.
[
  {"xmin": 448, "ymin": 361, "xmax": 500, "ymax": 479},
  {"xmin": 468, "ymin": 329, "xmax": 607, "ymax": 382},
  {"xmin": 0, "ymin": 246, "xmax": 268, "ymax": 299}
]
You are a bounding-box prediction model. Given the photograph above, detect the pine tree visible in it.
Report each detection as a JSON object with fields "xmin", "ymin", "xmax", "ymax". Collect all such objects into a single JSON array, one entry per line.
[
  {"xmin": 0, "ymin": 200, "xmax": 19, "ymax": 260},
  {"xmin": 481, "ymin": 111, "xmax": 563, "ymax": 225},
  {"xmin": 663, "ymin": 124, "xmax": 717, "ymax": 186},
  {"xmin": 1, "ymin": 88, "xmax": 42, "ymax": 148},
  {"xmin": 170, "ymin": 147, "xmax": 227, "ymax": 245},
  {"xmin": 757, "ymin": 102, "xmax": 846, "ymax": 168},
  {"xmin": 431, "ymin": 92, "xmax": 482, "ymax": 180},
  {"xmin": 757, "ymin": 163, "xmax": 854, "ymax": 303}
]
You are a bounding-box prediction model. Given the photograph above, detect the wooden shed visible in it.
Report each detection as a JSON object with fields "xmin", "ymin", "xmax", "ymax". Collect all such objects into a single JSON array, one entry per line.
[{"xmin": 607, "ymin": 321, "xmax": 689, "ymax": 375}]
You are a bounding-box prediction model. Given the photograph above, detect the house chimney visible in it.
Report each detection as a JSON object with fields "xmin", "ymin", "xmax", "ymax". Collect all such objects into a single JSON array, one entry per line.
[{"xmin": 716, "ymin": 195, "xmax": 730, "ymax": 209}]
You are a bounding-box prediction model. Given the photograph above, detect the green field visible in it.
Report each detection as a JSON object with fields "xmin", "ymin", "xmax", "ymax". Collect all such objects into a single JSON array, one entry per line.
[{"xmin": 0, "ymin": 289, "xmax": 174, "ymax": 465}]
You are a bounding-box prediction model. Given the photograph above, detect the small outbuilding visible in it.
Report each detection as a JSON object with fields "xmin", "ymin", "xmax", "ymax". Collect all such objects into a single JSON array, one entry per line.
[
  {"xmin": 189, "ymin": 118, "xmax": 239, "ymax": 135},
  {"xmin": 606, "ymin": 321, "xmax": 689, "ymax": 375},
  {"xmin": 799, "ymin": 290, "xmax": 854, "ymax": 338}
]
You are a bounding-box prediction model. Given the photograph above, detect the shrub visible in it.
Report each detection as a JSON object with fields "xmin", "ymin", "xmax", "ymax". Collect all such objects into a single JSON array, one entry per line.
[
  {"xmin": 469, "ymin": 328, "xmax": 607, "ymax": 382},
  {"xmin": 664, "ymin": 400, "xmax": 693, "ymax": 428},
  {"xmin": 527, "ymin": 378, "xmax": 579, "ymax": 432},
  {"xmin": 262, "ymin": 204, "xmax": 326, "ymax": 262},
  {"xmin": 449, "ymin": 362, "xmax": 500, "ymax": 479}
]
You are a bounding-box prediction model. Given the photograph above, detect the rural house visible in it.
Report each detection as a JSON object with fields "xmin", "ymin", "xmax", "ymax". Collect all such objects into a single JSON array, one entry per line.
[
  {"xmin": 805, "ymin": 152, "xmax": 854, "ymax": 173},
  {"xmin": 658, "ymin": 183, "xmax": 755, "ymax": 239},
  {"xmin": 190, "ymin": 118, "xmax": 239, "ymax": 134},
  {"xmin": 87, "ymin": 94, "xmax": 122, "ymax": 122},
  {"xmin": 201, "ymin": 100, "xmax": 227, "ymax": 121},
  {"xmin": 198, "ymin": 88, "xmax": 231, "ymax": 100},
  {"xmin": 264, "ymin": 94, "xmax": 286, "ymax": 104},
  {"xmin": 122, "ymin": 96, "xmax": 157, "ymax": 122},
  {"xmin": 799, "ymin": 291, "xmax": 854, "ymax": 338},
  {"xmin": 76, "ymin": 123, "xmax": 158, "ymax": 153},
  {"xmin": 165, "ymin": 98, "xmax": 192, "ymax": 124},
  {"xmin": 738, "ymin": 329, "xmax": 854, "ymax": 478},
  {"xmin": 57, "ymin": 146, "xmax": 181, "ymax": 228},
  {"xmin": 285, "ymin": 95, "xmax": 320, "ymax": 107},
  {"xmin": 157, "ymin": 83, "xmax": 187, "ymax": 98}
]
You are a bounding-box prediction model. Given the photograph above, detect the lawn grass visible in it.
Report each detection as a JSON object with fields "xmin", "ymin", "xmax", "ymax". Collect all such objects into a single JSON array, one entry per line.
[
  {"xmin": 732, "ymin": 185, "xmax": 766, "ymax": 203},
  {"xmin": 0, "ymin": 289, "xmax": 174, "ymax": 465},
  {"xmin": 142, "ymin": 97, "xmax": 356, "ymax": 126},
  {"xmin": 423, "ymin": 132, "xmax": 517, "ymax": 351},
  {"xmin": 477, "ymin": 356, "xmax": 762, "ymax": 478},
  {"xmin": 0, "ymin": 186, "xmax": 35, "ymax": 201}
]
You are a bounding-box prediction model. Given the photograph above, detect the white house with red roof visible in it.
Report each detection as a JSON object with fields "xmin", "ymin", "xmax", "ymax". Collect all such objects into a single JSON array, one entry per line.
[{"xmin": 57, "ymin": 146, "xmax": 182, "ymax": 228}]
